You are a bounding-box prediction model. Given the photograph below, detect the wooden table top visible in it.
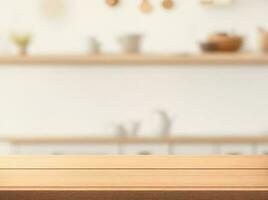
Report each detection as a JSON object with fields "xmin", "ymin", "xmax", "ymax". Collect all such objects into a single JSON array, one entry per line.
[{"xmin": 0, "ymin": 156, "xmax": 268, "ymax": 191}]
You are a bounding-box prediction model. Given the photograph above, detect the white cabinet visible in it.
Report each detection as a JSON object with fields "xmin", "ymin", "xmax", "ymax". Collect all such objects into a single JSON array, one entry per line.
[
  {"xmin": 122, "ymin": 144, "xmax": 169, "ymax": 155},
  {"xmin": 256, "ymin": 144, "xmax": 268, "ymax": 155},
  {"xmin": 219, "ymin": 144, "xmax": 254, "ymax": 155},
  {"xmin": 7, "ymin": 141, "xmax": 268, "ymax": 155},
  {"xmin": 0, "ymin": 142, "xmax": 12, "ymax": 155},
  {"xmin": 172, "ymin": 144, "xmax": 217, "ymax": 155},
  {"xmin": 15, "ymin": 144, "xmax": 119, "ymax": 155}
]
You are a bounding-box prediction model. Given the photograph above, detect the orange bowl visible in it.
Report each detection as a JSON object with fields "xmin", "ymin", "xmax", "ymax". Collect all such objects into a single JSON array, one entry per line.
[{"xmin": 208, "ymin": 33, "xmax": 243, "ymax": 52}]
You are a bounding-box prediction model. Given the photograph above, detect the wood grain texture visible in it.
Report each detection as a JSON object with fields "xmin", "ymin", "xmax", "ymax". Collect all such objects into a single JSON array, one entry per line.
[
  {"xmin": 1, "ymin": 169, "xmax": 268, "ymax": 188},
  {"xmin": 0, "ymin": 156, "xmax": 268, "ymax": 191},
  {"xmin": 1, "ymin": 191, "xmax": 268, "ymax": 200},
  {"xmin": 1, "ymin": 156, "xmax": 268, "ymax": 169},
  {"xmin": 0, "ymin": 53, "xmax": 267, "ymax": 65}
]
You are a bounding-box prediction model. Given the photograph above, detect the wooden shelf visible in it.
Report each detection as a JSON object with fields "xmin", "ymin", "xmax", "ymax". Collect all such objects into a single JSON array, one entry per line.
[
  {"xmin": 0, "ymin": 53, "xmax": 268, "ymax": 65},
  {"xmin": 1, "ymin": 135, "xmax": 268, "ymax": 144}
]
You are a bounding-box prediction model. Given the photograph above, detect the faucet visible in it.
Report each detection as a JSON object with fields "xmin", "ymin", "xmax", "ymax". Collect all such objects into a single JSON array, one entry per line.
[{"xmin": 156, "ymin": 110, "xmax": 175, "ymax": 137}]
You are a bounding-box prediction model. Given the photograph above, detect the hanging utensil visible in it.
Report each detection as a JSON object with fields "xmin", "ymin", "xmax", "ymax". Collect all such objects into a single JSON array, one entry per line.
[
  {"xmin": 140, "ymin": 0, "xmax": 153, "ymax": 14},
  {"xmin": 162, "ymin": 0, "xmax": 174, "ymax": 9},
  {"xmin": 106, "ymin": 0, "xmax": 119, "ymax": 7}
]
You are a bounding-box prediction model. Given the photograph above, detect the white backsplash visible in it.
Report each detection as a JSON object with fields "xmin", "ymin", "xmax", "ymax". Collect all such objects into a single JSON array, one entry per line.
[{"xmin": 0, "ymin": 65, "xmax": 267, "ymax": 136}]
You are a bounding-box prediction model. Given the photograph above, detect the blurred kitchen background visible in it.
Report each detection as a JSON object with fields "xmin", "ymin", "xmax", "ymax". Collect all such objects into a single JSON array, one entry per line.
[{"xmin": 1, "ymin": 0, "xmax": 268, "ymax": 155}]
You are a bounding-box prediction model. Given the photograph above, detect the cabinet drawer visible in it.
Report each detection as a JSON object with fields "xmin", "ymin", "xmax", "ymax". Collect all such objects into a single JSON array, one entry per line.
[
  {"xmin": 219, "ymin": 144, "xmax": 254, "ymax": 155},
  {"xmin": 122, "ymin": 144, "xmax": 169, "ymax": 155},
  {"xmin": 172, "ymin": 144, "xmax": 217, "ymax": 155},
  {"xmin": 15, "ymin": 144, "xmax": 119, "ymax": 155}
]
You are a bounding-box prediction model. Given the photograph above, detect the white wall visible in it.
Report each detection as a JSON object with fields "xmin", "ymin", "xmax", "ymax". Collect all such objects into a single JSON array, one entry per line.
[
  {"xmin": 0, "ymin": 0, "xmax": 268, "ymax": 136},
  {"xmin": 1, "ymin": 0, "xmax": 268, "ymax": 53}
]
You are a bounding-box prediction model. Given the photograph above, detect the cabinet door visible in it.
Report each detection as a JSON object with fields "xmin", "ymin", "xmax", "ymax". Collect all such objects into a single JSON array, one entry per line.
[
  {"xmin": 256, "ymin": 144, "xmax": 268, "ymax": 155},
  {"xmin": 219, "ymin": 144, "xmax": 254, "ymax": 155},
  {"xmin": 122, "ymin": 144, "xmax": 169, "ymax": 155},
  {"xmin": 172, "ymin": 144, "xmax": 217, "ymax": 155},
  {"xmin": 15, "ymin": 144, "xmax": 119, "ymax": 155}
]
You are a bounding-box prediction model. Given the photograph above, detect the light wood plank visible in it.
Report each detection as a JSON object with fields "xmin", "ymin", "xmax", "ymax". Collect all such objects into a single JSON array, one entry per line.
[
  {"xmin": 0, "ymin": 156, "xmax": 268, "ymax": 191},
  {"xmin": 0, "ymin": 156, "xmax": 268, "ymax": 169},
  {"xmin": 2, "ymin": 135, "xmax": 268, "ymax": 144},
  {"xmin": 1, "ymin": 169, "xmax": 268, "ymax": 188},
  {"xmin": 0, "ymin": 53, "xmax": 267, "ymax": 65}
]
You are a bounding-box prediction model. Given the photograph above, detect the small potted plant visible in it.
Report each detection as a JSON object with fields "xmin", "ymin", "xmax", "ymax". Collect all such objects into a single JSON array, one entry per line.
[{"xmin": 10, "ymin": 33, "xmax": 32, "ymax": 56}]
